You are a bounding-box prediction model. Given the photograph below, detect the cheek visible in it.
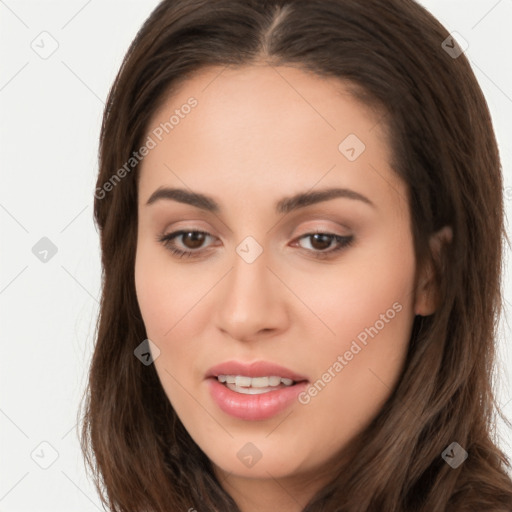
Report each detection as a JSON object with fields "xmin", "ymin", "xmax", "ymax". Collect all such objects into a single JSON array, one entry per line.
[
  {"xmin": 294, "ymin": 244, "xmax": 416, "ymax": 434},
  {"xmin": 134, "ymin": 254, "xmax": 170, "ymax": 338},
  {"xmin": 134, "ymin": 244, "xmax": 208, "ymax": 340},
  {"xmin": 294, "ymin": 241, "xmax": 415, "ymax": 349},
  {"xmin": 134, "ymin": 249, "xmax": 197, "ymax": 406},
  {"xmin": 134, "ymin": 245, "xmax": 215, "ymax": 404}
]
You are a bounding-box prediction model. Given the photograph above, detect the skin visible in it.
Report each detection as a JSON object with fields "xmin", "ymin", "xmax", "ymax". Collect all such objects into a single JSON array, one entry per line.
[{"xmin": 134, "ymin": 64, "xmax": 449, "ymax": 512}]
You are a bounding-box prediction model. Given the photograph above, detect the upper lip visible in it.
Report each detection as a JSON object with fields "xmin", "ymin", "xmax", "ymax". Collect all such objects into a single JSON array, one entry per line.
[{"xmin": 206, "ymin": 360, "xmax": 309, "ymax": 382}]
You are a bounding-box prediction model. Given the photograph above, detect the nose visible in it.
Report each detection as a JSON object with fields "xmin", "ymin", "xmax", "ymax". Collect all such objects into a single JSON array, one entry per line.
[{"xmin": 214, "ymin": 248, "xmax": 289, "ymax": 342}]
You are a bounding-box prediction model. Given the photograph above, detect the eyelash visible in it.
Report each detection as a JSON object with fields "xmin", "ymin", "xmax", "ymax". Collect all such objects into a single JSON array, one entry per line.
[{"xmin": 156, "ymin": 229, "xmax": 354, "ymax": 260}]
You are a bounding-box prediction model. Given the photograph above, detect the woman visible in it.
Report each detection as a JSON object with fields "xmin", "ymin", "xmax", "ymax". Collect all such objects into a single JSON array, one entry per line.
[{"xmin": 80, "ymin": 0, "xmax": 512, "ymax": 510}]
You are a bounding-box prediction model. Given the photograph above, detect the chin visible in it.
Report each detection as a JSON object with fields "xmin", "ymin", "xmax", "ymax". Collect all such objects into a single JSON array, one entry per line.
[{"xmin": 201, "ymin": 438, "xmax": 314, "ymax": 480}]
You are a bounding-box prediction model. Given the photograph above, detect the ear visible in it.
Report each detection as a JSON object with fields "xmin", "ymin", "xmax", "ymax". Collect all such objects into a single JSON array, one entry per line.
[{"xmin": 414, "ymin": 225, "xmax": 453, "ymax": 317}]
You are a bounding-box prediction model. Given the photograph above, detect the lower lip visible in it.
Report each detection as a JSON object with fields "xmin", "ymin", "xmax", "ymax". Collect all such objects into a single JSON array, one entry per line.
[{"xmin": 207, "ymin": 378, "xmax": 309, "ymax": 421}]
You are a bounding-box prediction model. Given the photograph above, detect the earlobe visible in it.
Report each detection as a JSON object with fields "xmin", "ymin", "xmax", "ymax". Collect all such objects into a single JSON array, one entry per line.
[{"xmin": 414, "ymin": 225, "xmax": 453, "ymax": 317}]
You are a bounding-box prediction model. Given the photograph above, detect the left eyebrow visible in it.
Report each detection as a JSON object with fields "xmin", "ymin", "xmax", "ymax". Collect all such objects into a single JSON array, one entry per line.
[
  {"xmin": 275, "ymin": 187, "xmax": 375, "ymax": 214},
  {"xmin": 144, "ymin": 186, "xmax": 376, "ymax": 213}
]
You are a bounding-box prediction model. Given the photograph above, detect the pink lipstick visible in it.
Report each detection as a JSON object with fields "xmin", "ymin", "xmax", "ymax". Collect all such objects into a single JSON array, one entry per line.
[{"xmin": 205, "ymin": 360, "xmax": 309, "ymax": 421}]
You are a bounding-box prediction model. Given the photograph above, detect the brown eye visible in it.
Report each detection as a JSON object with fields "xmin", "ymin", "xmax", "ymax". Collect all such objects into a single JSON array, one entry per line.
[
  {"xmin": 180, "ymin": 231, "xmax": 207, "ymax": 249},
  {"xmin": 295, "ymin": 232, "xmax": 354, "ymax": 259},
  {"xmin": 157, "ymin": 230, "xmax": 215, "ymax": 258},
  {"xmin": 157, "ymin": 229, "xmax": 353, "ymax": 260},
  {"xmin": 308, "ymin": 233, "xmax": 333, "ymax": 251}
]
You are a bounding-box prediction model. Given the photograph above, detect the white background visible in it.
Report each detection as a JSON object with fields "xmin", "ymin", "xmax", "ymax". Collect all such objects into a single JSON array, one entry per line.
[{"xmin": 1, "ymin": 1, "xmax": 511, "ymax": 510}]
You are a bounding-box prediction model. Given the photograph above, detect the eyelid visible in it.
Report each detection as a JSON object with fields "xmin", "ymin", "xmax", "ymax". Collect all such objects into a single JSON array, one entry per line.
[
  {"xmin": 157, "ymin": 226, "xmax": 354, "ymax": 261},
  {"xmin": 293, "ymin": 225, "xmax": 350, "ymax": 238},
  {"xmin": 158, "ymin": 229, "xmax": 217, "ymax": 251},
  {"xmin": 160, "ymin": 221, "xmax": 350, "ymax": 245},
  {"xmin": 289, "ymin": 221, "xmax": 354, "ymax": 242}
]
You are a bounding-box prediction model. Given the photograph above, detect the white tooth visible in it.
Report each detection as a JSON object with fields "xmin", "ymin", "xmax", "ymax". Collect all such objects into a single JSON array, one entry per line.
[
  {"xmin": 251, "ymin": 376, "xmax": 270, "ymax": 388},
  {"xmin": 226, "ymin": 383, "xmax": 278, "ymax": 395},
  {"xmin": 235, "ymin": 375, "xmax": 252, "ymax": 387},
  {"xmin": 218, "ymin": 375, "xmax": 295, "ymax": 388}
]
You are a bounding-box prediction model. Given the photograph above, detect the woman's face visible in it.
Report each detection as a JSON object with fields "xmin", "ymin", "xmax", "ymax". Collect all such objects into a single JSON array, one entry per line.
[{"xmin": 135, "ymin": 65, "xmax": 431, "ymax": 493}]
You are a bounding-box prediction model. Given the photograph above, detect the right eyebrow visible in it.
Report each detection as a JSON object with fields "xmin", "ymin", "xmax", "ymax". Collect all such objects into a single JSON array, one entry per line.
[{"xmin": 145, "ymin": 187, "xmax": 219, "ymax": 212}]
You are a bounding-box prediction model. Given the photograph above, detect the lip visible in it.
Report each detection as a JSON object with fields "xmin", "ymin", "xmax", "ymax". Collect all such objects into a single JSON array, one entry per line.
[
  {"xmin": 205, "ymin": 360, "xmax": 309, "ymax": 382},
  {"xmin": 205, "ymin": 360, "xmax": 309, "ymax": 421}
]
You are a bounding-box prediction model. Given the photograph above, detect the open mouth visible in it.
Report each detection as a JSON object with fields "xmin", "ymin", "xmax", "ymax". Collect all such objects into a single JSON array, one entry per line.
[
  {"xmin": 215, "ymin": 374, "xmax": 304, "ymax": 395},
  {"xmin": 207, "ymin": 364, "xmax": 310, "ymax": 420}
]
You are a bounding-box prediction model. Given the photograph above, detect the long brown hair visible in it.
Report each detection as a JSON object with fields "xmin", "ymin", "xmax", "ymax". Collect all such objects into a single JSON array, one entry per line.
[{"xmin": 80, "ymin": 0, "xmax": 512, "ymax": 510}]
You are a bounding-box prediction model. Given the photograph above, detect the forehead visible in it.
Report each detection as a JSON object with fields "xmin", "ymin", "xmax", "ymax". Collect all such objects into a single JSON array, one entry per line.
[{"xmin": 138, "ymin": 64, "xmax": 406, "ymax": 217}]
